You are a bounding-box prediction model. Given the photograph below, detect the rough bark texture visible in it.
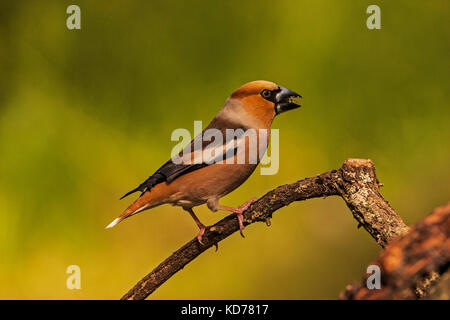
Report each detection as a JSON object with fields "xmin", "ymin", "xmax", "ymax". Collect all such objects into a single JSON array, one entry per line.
[
  {"xmin": 424, "ymin": 269, "xmax": 450, "ymax": 300},
  {"xmin": 340, "ymin": 202, "xmax": 450, "ymax": 300},
  {"xmin": 122, "ymin": 158, "xmax": 410, "ymax": 300}
]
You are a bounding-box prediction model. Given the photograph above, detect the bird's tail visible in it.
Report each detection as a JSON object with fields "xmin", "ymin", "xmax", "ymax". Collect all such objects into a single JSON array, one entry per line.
[{"xmin": 105, "ymin": 183, "xmax": 170, "ymax": 229}]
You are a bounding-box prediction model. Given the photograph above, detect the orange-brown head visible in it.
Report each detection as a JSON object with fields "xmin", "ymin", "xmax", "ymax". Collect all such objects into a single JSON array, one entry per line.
[{"xmin": 228, "ymin": 80, "xmax": 302, "ymax": 127}]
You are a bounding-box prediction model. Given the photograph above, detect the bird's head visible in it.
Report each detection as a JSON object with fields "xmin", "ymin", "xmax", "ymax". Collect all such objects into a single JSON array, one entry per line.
[{"xmin": 229, "ymin": 80, "xmax": 302, "ymax": 126}]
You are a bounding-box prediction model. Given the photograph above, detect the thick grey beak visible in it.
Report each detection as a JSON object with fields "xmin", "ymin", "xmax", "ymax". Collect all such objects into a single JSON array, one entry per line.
[{"xmin": 275, "ymin": 86, "xmax": 302, "ymax": 115}]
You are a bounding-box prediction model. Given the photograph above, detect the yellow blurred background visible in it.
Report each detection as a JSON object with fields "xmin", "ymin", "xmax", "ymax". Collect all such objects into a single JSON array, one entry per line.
[{"xmin": 0, "ymin": 1, "xmax": 449, "ymax": 299}]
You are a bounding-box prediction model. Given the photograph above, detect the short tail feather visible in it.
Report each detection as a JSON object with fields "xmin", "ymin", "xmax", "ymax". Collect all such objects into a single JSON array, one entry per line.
[
  {"xmin": 106, "ymin": 182, "xmax": 169, "ymax": 229},
  {"xmin": 106, "ymin": 193, "xmax": 153, "ymax": 229},
  {"xmin": 105, "ymin": 217, "xmax": 121, "ymax": 229}
]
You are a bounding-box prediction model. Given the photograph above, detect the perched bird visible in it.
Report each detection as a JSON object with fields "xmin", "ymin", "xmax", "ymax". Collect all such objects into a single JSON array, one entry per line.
[{"xmin": 106, "ymin": 80, "xmax": 301, "ymax": 244}]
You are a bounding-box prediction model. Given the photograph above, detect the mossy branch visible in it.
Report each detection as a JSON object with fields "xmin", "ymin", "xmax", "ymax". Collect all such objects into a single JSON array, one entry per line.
[
  {"xmin": 340, "ymin": 202, "xmax": 450, "ymax": 300},
  {"xmin": 122, "ymin": 158, "xmax": 411, "ymax": 300}
]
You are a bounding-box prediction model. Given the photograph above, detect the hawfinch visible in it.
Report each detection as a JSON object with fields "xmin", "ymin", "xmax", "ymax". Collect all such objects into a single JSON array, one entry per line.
[{"xmin": 106, "ymin": 80, "xmax": 301, "ymax": 244}]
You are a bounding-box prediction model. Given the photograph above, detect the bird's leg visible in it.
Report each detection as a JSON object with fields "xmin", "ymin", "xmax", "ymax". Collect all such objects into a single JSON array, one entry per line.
[
  {"xmin": 218, "ymin": 197, "xmax": 256, "ymax": 238},
  {"xmin": 185, "ymin": 208, "xmax": 207, "ymax": 245}
]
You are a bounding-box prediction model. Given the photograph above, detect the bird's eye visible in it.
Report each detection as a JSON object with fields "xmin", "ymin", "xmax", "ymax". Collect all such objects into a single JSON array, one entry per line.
[{"xmin": 261, "ymin": 89, "xmax": 272, "ymax": 99}]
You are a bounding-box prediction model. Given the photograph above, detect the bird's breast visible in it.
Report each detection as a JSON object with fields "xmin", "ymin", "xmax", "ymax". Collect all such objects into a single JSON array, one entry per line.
[{"xmin": 167, "ymin": 162, "xmax": 258, "ymax": 207}]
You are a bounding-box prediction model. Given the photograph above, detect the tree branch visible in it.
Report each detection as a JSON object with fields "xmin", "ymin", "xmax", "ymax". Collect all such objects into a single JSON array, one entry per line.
[
  {"xmin": 340, "ymin": 202, "xmax": 450, "ymax": 299},
  {"xmin": 122, "ymin": 158, "xmax": 409, "ymax": 300}
]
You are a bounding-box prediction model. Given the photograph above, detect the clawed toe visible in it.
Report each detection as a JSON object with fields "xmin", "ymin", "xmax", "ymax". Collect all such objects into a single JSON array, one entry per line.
[
  {"xmin": 197, "ymin": 226, "xmax": 206, "ymax": 245},
  {"xmin": 238, "ymin": 197, "xmax": 256, "ymax": 212},
  {"xmin": 237, "ymin": 212, "xmax": 245, "ymax": 238},
  {"xmin": 217, "ymin": 198, "xmax": 257, "ymax": 239}
]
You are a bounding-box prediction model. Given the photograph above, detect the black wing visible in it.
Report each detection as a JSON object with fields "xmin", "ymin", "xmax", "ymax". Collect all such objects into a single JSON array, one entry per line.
[
  {"xmin": 119, "ymin": 161, "xmax": 209, "ymax": 199},
  {"xmin": 120, "ymin": 117, "xmax": 246, "ymax": 200}
]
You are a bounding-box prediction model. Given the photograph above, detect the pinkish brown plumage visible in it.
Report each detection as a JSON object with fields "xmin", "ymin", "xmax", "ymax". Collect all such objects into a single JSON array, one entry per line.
[{"xmin": 106, "ymin": 80, "xmax": 301, "ymax": 244}]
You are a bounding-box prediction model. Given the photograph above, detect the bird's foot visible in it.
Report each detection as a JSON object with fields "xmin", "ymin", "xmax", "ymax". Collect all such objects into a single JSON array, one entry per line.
[
  {"xmin": 196, "ymin": 225, "xmax": 206, "ymax": 246},
  {"xmin": 219, "ymin": 197, "xmax": 256, "ymax": 238},
  {"xmin": 236, "ymin": 212, "xmax": 245, "ymax": 238},
  {"xmin": 185, "ymin": 208, "xmax": 208, "ymax": 246},
  {"xmin": 237, "ymin": 197, "xmax": 256, "ymax": 212}
]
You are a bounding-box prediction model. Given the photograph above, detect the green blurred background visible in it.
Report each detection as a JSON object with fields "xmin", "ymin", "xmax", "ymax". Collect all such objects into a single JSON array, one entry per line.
[{"xmin": 0, "ymin": 1, "xmax": 449, "ymax": 299}]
